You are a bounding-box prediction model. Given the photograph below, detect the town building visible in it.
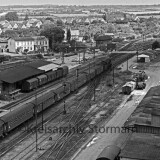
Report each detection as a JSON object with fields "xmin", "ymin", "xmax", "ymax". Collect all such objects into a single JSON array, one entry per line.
[
  {"xmin": 95, "ymin": 35, "xmax": 113, "ymax": 47},
  {"xmin": 8, "ymin": 37, "xmax": 35, "ymax": 53},
  {"xmin": 32, "ymin": 36, "xmax": 49, "ymax": 52},
  {"xmin": 8, "ymin": 36, "xmax": 49, "ymax": 53}
]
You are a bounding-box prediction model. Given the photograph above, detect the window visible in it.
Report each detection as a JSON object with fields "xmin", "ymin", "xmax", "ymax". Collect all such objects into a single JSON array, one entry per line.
[
  {"xmin": 30, "ymin": 47, "xmax": 32, "ymax": 50},
  {"xmin": 17, "ymin": 42, "xmax": 19, "ymax": 46}
]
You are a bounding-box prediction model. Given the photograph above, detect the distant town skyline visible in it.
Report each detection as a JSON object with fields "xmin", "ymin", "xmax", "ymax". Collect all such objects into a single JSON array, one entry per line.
[{"xmin": 0, "ymin": 0, "xmax": 160, "ymax": 6}]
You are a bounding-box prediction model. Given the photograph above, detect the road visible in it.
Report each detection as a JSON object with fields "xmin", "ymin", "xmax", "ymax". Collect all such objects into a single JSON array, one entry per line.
[{"xmin": 72, "ymin": 57, "xmax": 160, "ymax": 160}]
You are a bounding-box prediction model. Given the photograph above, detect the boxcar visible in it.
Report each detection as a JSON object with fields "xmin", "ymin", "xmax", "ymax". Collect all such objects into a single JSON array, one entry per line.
[
  {"xmin": 77, "ymin": 74, "xmax": 87, "ymax": 88},
  {"xmin": 22, "ymin": 78, "xmax": 39, "ymax": 91},
  {"xmin": 1, "ymin": 103, "xmax": 34, "ymax": 132},
  {"xmin": 0, "ymin": 120, "xmax": 4, "ymax": 137},
  {"xmin": 65, "ymin": 77, "xmax": 77, "ymax": 92},
  {"xmin": 56, "ymin": 68, "xmax": 63, "ymax": 79},
  {"xmin": 37, "ymin": 74, "xmax": 48, "ymax": 86},
  {"xmin": 95, "ymin": 65, "xmax": 103, "ymax": 75},
  {"xmin": 52, "ymin": 83, "xmax": 70, "ymax": 101},
  {"xmin": 62, "ymin": 66, "xmax": 69, "ymax": 76},
  {"xmin": 32, "ymin": 91, "xmax": 56, "ymax": 113},
  {"xmin": 45, "ymin": 70, "xmax": 57, "ymax": 82}
]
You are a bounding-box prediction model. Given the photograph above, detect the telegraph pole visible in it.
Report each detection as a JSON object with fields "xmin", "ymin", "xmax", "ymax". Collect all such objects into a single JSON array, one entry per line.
[
  {"xmin": 35, "ymin": 88, "xmax": 38, "ymax": 152},
  {"xmin": 93, "ymin": 48, "xmax": 96, "ymax": 101},
  {"xmin": 112, "ymin": 66, "xmax": 114, "ymax": 86},
  {"xmin": 127, "ymin": 56, "xmax": 128, "ymax": 71},
  {"xmin": 136, "ymin": 50, "xmax": 139, "ymax": 63},
  {"xmin": 41, "ymin": 103, "xmax": 44, "ymax": 130},
  {"xmin": 76, "ymin": 68, "xmax": 79, "ymax": 91},
  {"xmin": 63, "ymin": 83, "xmax": 66, "ymax": 114}
]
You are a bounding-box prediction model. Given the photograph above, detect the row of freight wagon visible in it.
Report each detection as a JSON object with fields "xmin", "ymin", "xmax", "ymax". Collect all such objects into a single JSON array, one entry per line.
[
  {"xmin": 22, "ymin": 66, "xmax": 69, "ymax": 92},
  {"xmin": 0, "ymin": 59, "xmax": 112, "ymax": 137}
]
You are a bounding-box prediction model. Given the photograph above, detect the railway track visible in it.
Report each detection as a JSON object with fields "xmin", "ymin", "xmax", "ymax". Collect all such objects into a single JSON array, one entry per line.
[
  {"xmin": 0, "ymin": 76, "xmax": 98, "ymax": 160},
  {"xmin": 36, "ymin": 79, "xmax": 123, "ymax": 160},
  {"xmin": 0, "ymin": 52, "xmax": 135, "ymax": 160},
  {"xmin": 1, "ymin": 56, "xmax": 103, "ymax": 110}
]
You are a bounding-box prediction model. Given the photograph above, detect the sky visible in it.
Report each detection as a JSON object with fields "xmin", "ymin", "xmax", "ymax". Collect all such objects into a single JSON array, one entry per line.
[{"xmin": 0, "ymin": 0, "xmax": 160, "ymax": 6}]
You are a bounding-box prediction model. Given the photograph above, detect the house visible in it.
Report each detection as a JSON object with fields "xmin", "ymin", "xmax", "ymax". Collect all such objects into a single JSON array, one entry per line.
[
  {"xmin": 8, "ymin": 37, "xmax": 35, "ymax": 53},
  {"xmin": 8, "ymin": 36, "xmax": 49, "ymax": 53},
  {"xmin": 0, "ymin": 38, "xmax": 8, "ymax": 52},
  {"xmin": 32, "ymin": 36, "xmax": 49, "ymax": 52},
  {"xmin": 71, "ymin": 29, "xmax": 80, "ymax": 40},
  {"xmin": 95, "ymin": 35, "xmax": 113, "ymax": 47}
]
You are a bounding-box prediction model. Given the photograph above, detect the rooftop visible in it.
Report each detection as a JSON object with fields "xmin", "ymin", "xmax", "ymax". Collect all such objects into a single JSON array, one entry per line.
[
  {"xmin": 12, "ymin": 37, "xmax": 34, "ymax": 41},
  {"xmin": 124, "ymin": 85, "xmax": 160, "ymax": 127},
  {"xmin": 0, "ymin": 66, "xmax": 44, "ymax": 83},
  {"xmin": 120, "ymin": 133, "xmax": 160, "ymax": 160}
]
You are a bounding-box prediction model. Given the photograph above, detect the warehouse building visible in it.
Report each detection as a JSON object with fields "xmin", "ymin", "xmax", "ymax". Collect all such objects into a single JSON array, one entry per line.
[
  {"xmin": 0, "ymin": 60, "xmax": 60, "ymax": 98},
  {"xmin": 119, "ymin": 85, "xmax": 160, "ymax": 160}
]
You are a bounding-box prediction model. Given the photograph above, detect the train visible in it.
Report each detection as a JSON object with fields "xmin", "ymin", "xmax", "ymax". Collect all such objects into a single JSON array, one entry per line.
[
  {"xmin": 22, "ymin": 66, "xmax": 69, "ymax": 92},
  {"xmin": 0, "ymin": 58, "xmax": 112, "ymax": 138}
]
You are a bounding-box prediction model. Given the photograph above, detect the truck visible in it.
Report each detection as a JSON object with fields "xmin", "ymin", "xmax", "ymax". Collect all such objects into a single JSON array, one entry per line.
[{"xmin": 122, "ymin": 81, "xmax": 136, "ymax": 95}]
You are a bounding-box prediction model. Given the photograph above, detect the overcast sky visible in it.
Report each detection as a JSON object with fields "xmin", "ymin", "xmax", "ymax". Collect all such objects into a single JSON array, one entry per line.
[{"xmin": 0, "ymin": 0, "xmax": 160, "ymax": 6}]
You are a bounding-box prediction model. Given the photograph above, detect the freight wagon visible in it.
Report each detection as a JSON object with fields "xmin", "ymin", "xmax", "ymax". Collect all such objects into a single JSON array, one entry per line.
[
  {"xmin": 0, "ymin": 58, "xmax": 112, "ymax": 137},
  {"xmin": 22, "ymin": 66, "xmax": 69, "ymax": 92}
]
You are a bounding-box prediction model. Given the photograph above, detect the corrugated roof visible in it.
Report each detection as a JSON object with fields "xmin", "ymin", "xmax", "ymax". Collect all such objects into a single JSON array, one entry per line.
[
  {"xmin": 96, "ymin": 145, "xmax": 121, "ymax": 160},
  {"xmin": 120, "ymin": 133, "xmax": 160, "ymax": 160},
  {"xmin": 38, "ymin": 63, "xmax": 59, "ymax": 72},
  {"xmin": 0, "ymin": 66, "xmax": 44, "ymax": 83}
]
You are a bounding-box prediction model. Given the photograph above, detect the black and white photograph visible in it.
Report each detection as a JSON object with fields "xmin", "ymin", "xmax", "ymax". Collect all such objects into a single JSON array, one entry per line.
[{"xmin": 0, "ymin": 0, "xmax": 160, "ymax": 159}]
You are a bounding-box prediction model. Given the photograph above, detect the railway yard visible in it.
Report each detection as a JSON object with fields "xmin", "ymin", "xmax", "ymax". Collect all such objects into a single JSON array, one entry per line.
[{"xmin": 0, "ymin": 49, "xmax": 160, "ymax": 160}]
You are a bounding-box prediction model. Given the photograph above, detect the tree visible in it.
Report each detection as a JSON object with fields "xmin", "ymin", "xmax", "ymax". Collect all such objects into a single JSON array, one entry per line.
[
  {"xmin": 45, "ymin": 17, "xmax": 54, "ymax": 22},
  {"xmin": 66, "ymin": 28, "xmax": 71, "ymax": 42},
  {"xmin": 102, "ymin": 13, "xmax": 107, "ymax": 21},
  {"xmin": 5, "ymin": 12, "xmax": 18, "ymax": 21},
  {"xmin": 0, "ymin": 30, "xmax": 18, "ymax": 38},
  {"xmin": 40, "ymin": 25, "xmax": 65, "ymax": 50},
  {"xmin": 152, "ymin": 41, "xmax": 160, "ymax": 50},
  {"xmin": 24, "ymin": 14, "xmax": 29, "ymax": 21},
  {"xmin": 57, "ymin": 19, "xmax": 63, "ymax": 26}
]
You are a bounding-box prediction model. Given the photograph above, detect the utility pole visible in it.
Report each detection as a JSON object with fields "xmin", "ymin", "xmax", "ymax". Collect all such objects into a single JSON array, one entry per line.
[
  {"xmin": 63, "ymin": 83, "xmax": 67, "ymax": 114},
  {"xmin": 35, "ymin": 88, "xmax": 38, "ymax": 152},
  {"xmin": 93, "ymin": 48, "xmax": 96, "ymax": 101},
  {"xmin": 41, "ymin": 103, "xmax": 44, "ymax": 130},
  {"xmin": 112, "ymin": 67, "xmax": 114, "ymax": 86},
  {"xmin": 76, "ymin": 68, "xmax": 79, "ymax": 91},
  {"xmin": 127, "ymin": 56, "xmax": 128, "ymax": 71},
  {"xmin": 79, "ymin": 52, "xmax": 81, "ymax": 64},
  {"xmin": 136, "ymin": 50, "xmax": 139, "ymax": 63}
]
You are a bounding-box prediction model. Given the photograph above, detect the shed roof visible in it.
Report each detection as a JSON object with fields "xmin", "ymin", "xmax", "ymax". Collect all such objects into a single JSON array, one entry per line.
[
  {"xmin": 138, "ymin": 54, "xmax": 150, "ymax": 58},
  {"xmin": 96, "ymin": 145, "xmax": 121, "ymax": 160},
  {"xmin": 25, "ymin": 60, "xmax": 52, "ymax": 69},
  {"xmin": 38, "ymin": 63, "xmax": 59, "ymax": 72},
  {"xmin": 120, "ymin": 133, "xmax": 160, "ymax": 160},
  {"xmin": 95, "ymin": 35, "xmax": 112, "ymax": 41},
  {"xmin": 0, "ymin": 66, "xmax": 44, "ymax": 83}
]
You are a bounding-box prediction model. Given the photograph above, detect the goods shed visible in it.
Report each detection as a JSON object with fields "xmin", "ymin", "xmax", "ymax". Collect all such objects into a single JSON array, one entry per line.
[
  {"xmin": 0, "ymin": 66, "xmax": 44, "ymax": 96},
  {"xmin": 138, "ymin": 54, "xmax": 150, "ymax": 63}
]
